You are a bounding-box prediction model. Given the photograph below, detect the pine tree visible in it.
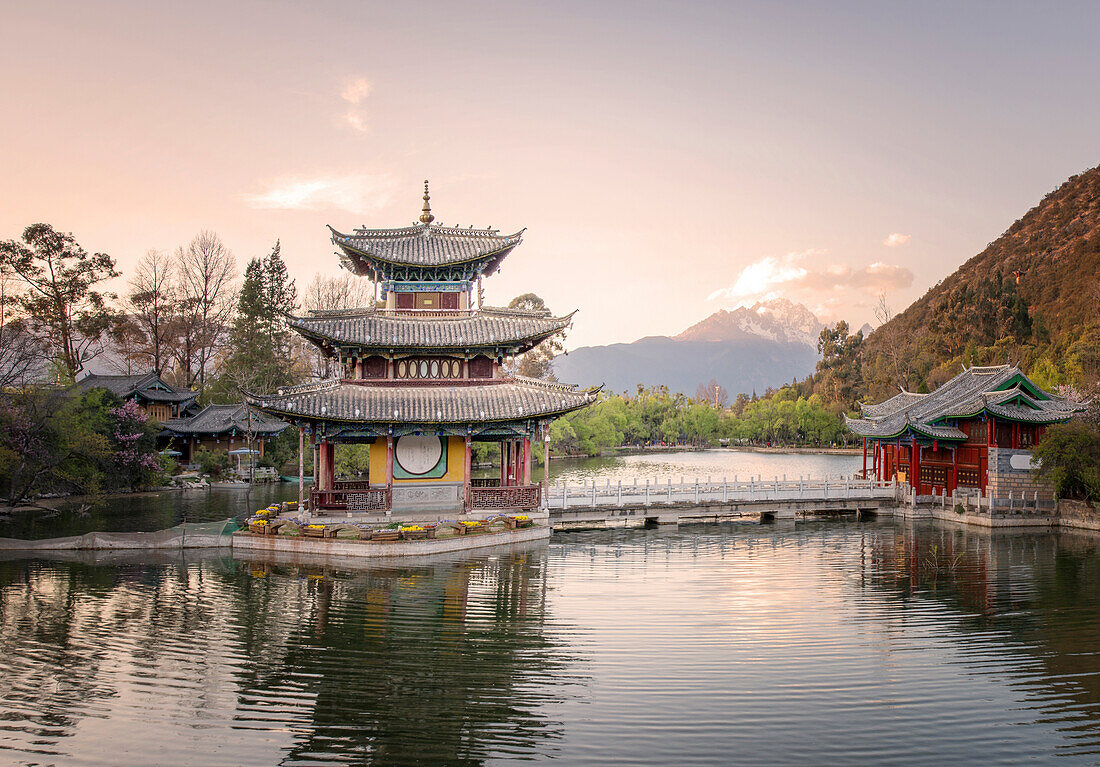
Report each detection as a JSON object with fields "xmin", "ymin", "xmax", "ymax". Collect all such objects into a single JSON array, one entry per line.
[{"xmin": 216, "ymin": 241, "xmax": 299, "ymax": 398}]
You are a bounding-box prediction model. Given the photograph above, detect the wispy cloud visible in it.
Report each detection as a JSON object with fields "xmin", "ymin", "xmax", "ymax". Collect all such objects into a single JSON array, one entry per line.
[
  {"xmin": 343, "ymin": 111, "xmax": 368, "ymax": 132},
  {"xmin": 341, "ymin": 77, "xmax": 371, "ymax": 104},
  {"xmin": 243, "ymin": 173, "xmax": 394, "ymax": 213},
  {"xmin": 706, "ymin": 249, "xmax": 821, "ymax": 303},
  {"xmin": 339, "ymin": 76, "xmax": 372, "ymax": 133},
  {"xmin": 883, "ymin": 232, "xmax": 911, "ymax": 247},
  {"xmin": 707, "ymin": 249, "xmax": 914, "ymax": 320}
]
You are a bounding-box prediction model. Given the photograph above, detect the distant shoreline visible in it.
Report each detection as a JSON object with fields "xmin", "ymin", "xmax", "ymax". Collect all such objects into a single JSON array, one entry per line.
[
  {"xmin": 719, "ymin": 445, "xmax": 860, "ymax": 456},
  {"xmin": 550, "ymin": 445, "xmax": 861, "ymax": 460}
]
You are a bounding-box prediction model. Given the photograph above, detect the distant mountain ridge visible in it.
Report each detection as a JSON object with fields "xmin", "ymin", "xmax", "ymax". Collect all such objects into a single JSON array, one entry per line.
[
  {"xmin": 554, "ymin": 298, "xmax": 823, "ymax": 397},
  {"xmin": 675, "ymin": 298, "xmax": 823, "ymax": 347}
]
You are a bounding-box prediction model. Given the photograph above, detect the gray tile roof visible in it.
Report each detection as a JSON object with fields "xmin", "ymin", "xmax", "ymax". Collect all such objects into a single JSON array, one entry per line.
[
  {"xmin": 330, "ymin": 223, "xmax": 523, "ymax": 277},
  {"xmin": 845, "ymin": 365, "xmax": 1084, "ymax": 440},
  {"xmin": 290, "ymin": 306, "xmax": 574, "ymax": 353},
  {"xmin": 246, "ymin": 377, "xmax": 600, "ymax": 426},
  {"xmin": 163, "ymin": 404, "xmax": 288, "ymax": 436},
  {"xmin": 74, "ymin": 372, "xmax": 198, "ymax": 404}
]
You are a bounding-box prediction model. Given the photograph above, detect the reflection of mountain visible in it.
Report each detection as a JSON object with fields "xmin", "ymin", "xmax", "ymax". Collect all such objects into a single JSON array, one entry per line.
[
  {"xmin": 0, "ymin": 547, "xmax": 577, "ymax": 766},
  {"xmin": 555, "ymin": 298, "xmax": 822, "ymax": 396}
]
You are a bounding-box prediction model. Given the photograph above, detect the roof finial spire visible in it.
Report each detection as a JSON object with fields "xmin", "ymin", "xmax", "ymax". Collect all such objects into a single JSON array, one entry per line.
[{"xmin": 419, "ymin": 179, "xmax": 434, "ymax": 225}]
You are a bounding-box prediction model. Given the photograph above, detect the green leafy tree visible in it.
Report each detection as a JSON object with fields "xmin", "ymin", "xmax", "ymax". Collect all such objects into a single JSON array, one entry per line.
[
  {"xmin": 814, "ymin": 321, "xmax": 864, "ymax": 412},
  {"xmin": 194, "ymin": 447, "xmax": 231, "ymax": 479},
  {"xmin": 0, "ymin": 223, "xmax": 119, "ymax": 378},
  {"xmin": 1033, "ymin": 421, "xmax": 1100, "ymax": 500},
  {"xmin": 507, "ymin": 293, "xmax": 565, "ymax": 380}
]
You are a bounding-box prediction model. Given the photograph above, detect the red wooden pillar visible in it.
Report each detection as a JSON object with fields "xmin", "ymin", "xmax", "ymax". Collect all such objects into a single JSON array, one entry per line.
[
  {"xmin": 910, "ymin": 440, "xmax": 920, "ymax": 493},
  {"xmin": 522, "ymin": 436, "xmax": 532, "ymax": 485},
  {"xmin": 543, "ymin": 425, "xmax": 551, "ymax": 497},
  {"xmin": 1012, "ymin": 422, "xmax": 1019, "ymax": 449},
  {"xmin": 987, "ymin": 416, "xmax": 994, "ymax": 447},
  {"xmin": 318, "ymin": 439, "xmax": 329, "ymax": 490},
  {"xmin": 385, "ymin": 435, "xmax": 394, "ymax": 498},
  {"xmin": 862, "ymin": 438, "xmax": 867, "ymax": 479},
  {"xmin": 949, "ymin": 447, "xmax": 958, "ymax": 495},
  {"xmin": 508, "ymin": 441, "xmax": 518, "ymax": 486},
  {"xmin": 297, "ymin": 427, "xmax": 305, "ymax": 510},
  {"xmin": 500, "ymin": 442, "xmax": 508, "ymax": 486},
  {"xmin": 325, "ymin": 442, "xmax": 336, "ymax": 490}
]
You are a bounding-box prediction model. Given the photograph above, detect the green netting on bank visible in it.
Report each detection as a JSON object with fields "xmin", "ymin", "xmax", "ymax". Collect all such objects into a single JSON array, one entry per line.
[{"xmin": 0, "ymin": 519, "xmax": 238, "ymax": 550}]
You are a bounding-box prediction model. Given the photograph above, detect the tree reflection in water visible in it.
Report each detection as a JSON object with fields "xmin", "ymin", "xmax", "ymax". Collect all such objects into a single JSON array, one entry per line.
[
  {"xmin": 0, "ymin": 543, "xmax": 579, "ymax": 766},
  {"xmin": 859, "ymin": 523, "xmax": 1100, "ymax": 756}
]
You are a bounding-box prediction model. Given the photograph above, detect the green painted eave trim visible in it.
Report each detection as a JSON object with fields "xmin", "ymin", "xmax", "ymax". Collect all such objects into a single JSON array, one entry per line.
[{"xmin": 993, "ymin": 373, "xmax": 1051, "ymax": 401}]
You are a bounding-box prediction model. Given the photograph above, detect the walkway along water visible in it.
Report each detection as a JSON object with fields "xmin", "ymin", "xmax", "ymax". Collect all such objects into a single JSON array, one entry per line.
[
  {"xmin": 2, "ymin": 475, "xmax": 1092, "ymax": 550},
  {"xmin": 548, "ymin": 476, "xmax": 898, "ymax": 529}
]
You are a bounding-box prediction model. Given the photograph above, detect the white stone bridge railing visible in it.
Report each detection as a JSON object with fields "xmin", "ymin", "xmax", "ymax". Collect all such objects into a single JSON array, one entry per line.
[{"xmin": 545, "ymin": 476, "xmax": 899, "ymax": 510}]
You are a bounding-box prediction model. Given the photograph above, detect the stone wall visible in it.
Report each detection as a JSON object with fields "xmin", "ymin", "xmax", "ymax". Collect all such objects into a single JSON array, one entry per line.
[
  {"xmin": 1057, "ymin": 499, "xmax": 1100, "ymax": 531},
  {"xmin": 987, "ymin": 447, "xmax": 1056, "ymax": 506}
]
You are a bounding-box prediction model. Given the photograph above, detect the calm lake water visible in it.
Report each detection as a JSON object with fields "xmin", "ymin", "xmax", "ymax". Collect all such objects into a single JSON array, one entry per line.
[
  {"xmin": 4, "ymin": 520, "xmax": 1100, "ymax": 766},
  {"xmin": 1, "ymin": 450, "xmax": 860, "ymax": 540}
]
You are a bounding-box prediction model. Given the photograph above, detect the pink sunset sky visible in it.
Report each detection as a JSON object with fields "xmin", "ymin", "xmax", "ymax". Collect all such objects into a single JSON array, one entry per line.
[{"xmin": 3, "ymin": 1, "xmax": 1098, "ymax": 348}]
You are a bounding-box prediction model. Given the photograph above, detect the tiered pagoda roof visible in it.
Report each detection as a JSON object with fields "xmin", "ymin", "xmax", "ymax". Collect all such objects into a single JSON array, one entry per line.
[
  {"xmin": 245, "ymin": 377, "xmax": 600, "ymax": 432},
  {"xmin": 329, "ymin": 223, "xmax": 524, "ymax": 282},
  {"xmin": 845, "ymin": 365, "xmax": 1083, "ymax": 441},
  {"xmin": 290, "ymin": 306, "xmax": 576, "ymax": 356}
]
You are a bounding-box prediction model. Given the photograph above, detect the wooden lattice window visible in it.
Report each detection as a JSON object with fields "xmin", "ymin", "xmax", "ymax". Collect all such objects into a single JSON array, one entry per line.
[
  {"xmin": 1018, "ymin": 425, "xmax": 1037, "ymax": 449},
  {"xmin": 920, "ymin": 465, "xmax": 948, "ymax": 486},
  {"xmin": 956, "ymin": 468, "xmax": 981, "ymax": 487}
]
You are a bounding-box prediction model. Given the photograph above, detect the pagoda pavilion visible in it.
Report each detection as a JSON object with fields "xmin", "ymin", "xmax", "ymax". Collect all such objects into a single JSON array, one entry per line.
[
  {"xmin": 246, "ymin": 182, "xmax": 598, "ymax": 514},
  {"xmin": 845, "ymin": 364, "xmax": 1083, "ymax": 497}
]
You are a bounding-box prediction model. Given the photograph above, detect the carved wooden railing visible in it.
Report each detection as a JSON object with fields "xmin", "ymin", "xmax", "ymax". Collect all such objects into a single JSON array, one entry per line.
[
  {"xmin": 466, "ymin": 484, "xmax": 541, "ymax": 511},
  {"xmin": 470, "ymin": 477, "xmax": 501, "ymax": 488},
  {"xmin": 334, "ymin": 480, "xmax": 372, "ymax": 491},
  {"xmin": 310, "ymin": 487, "xmax": 390, "ymax": 511}
]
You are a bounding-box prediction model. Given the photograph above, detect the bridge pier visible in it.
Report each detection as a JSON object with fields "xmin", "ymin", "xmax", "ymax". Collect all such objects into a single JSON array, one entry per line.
[{"xmin": 550, "ymin": 497, "xmax": 891, "ymax": 531}]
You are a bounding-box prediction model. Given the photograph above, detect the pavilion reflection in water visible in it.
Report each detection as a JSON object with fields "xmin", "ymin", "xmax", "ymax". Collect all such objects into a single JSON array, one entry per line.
[
  {"xmin": 0, "ymin": 545, "xmax": 576, "ymax": 766},
  {"xmin": 858, "ymin": 522, "xmax": 1100, "ymax": 752},
  {"xmin": 231, "ymin": 542, "xmax": 572, "ymax": 764}
]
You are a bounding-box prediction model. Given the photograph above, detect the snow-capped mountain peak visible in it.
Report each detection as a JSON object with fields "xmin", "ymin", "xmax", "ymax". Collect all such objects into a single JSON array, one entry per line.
[{"xmin": 675, "ymin": 298, "xmax": 824, "ymax": 348}]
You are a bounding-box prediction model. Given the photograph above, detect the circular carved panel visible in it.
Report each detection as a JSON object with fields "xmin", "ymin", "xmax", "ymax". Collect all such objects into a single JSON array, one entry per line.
[{"xmin": 395, "ymin": 435, "xmax": 443, "ymax": 475}]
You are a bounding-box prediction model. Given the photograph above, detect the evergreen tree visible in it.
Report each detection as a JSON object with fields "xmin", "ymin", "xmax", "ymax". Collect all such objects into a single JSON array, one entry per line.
[{"xmin": 216, "ymin": 241, "xmax": 299, "ymax": 398}]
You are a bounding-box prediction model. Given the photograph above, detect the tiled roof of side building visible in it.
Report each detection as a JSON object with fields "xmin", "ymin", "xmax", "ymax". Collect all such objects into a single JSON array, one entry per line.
[
  {"xmin": 330, "ymin": 223, "xmax": 523, "ymax": 276},
  {"xmin": 289, "ymin": 306, "xmax": 575, "ymax": 352},
  {"xmin": 245, "ymin": 377, "xmax": 600, "ymax": 425},
  {"xmin": 73, "ymin": 372, "xmax": 198, "ymax": 403},
  {"xmin": 845, "ymin": 365, "xmax": 1084, "ymax": 439},
  {"xmin": 163, "ymin": 404, "xmax": 288, "ymax": 436}
]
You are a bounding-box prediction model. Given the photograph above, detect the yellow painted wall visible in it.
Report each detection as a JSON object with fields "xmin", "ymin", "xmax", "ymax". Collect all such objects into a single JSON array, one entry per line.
[{"xmin": 368, "ymin": 435, "xmax": 466, "ymax": 484}]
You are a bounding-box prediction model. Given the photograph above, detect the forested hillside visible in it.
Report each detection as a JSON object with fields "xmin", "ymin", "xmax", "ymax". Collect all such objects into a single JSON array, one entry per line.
[{"xmin": 859, "ymin": 165, "xmax": 1100, "ymax": 402}]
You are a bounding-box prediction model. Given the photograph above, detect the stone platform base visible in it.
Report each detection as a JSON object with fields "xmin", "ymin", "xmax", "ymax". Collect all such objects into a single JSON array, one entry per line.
[
  {"xmin": 232, "ymin": 524, "xmax": 550, "ymax": 560},
  {"xmin": 307, "ymin": 508, "xmax": 550, "ymax": 527}
]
